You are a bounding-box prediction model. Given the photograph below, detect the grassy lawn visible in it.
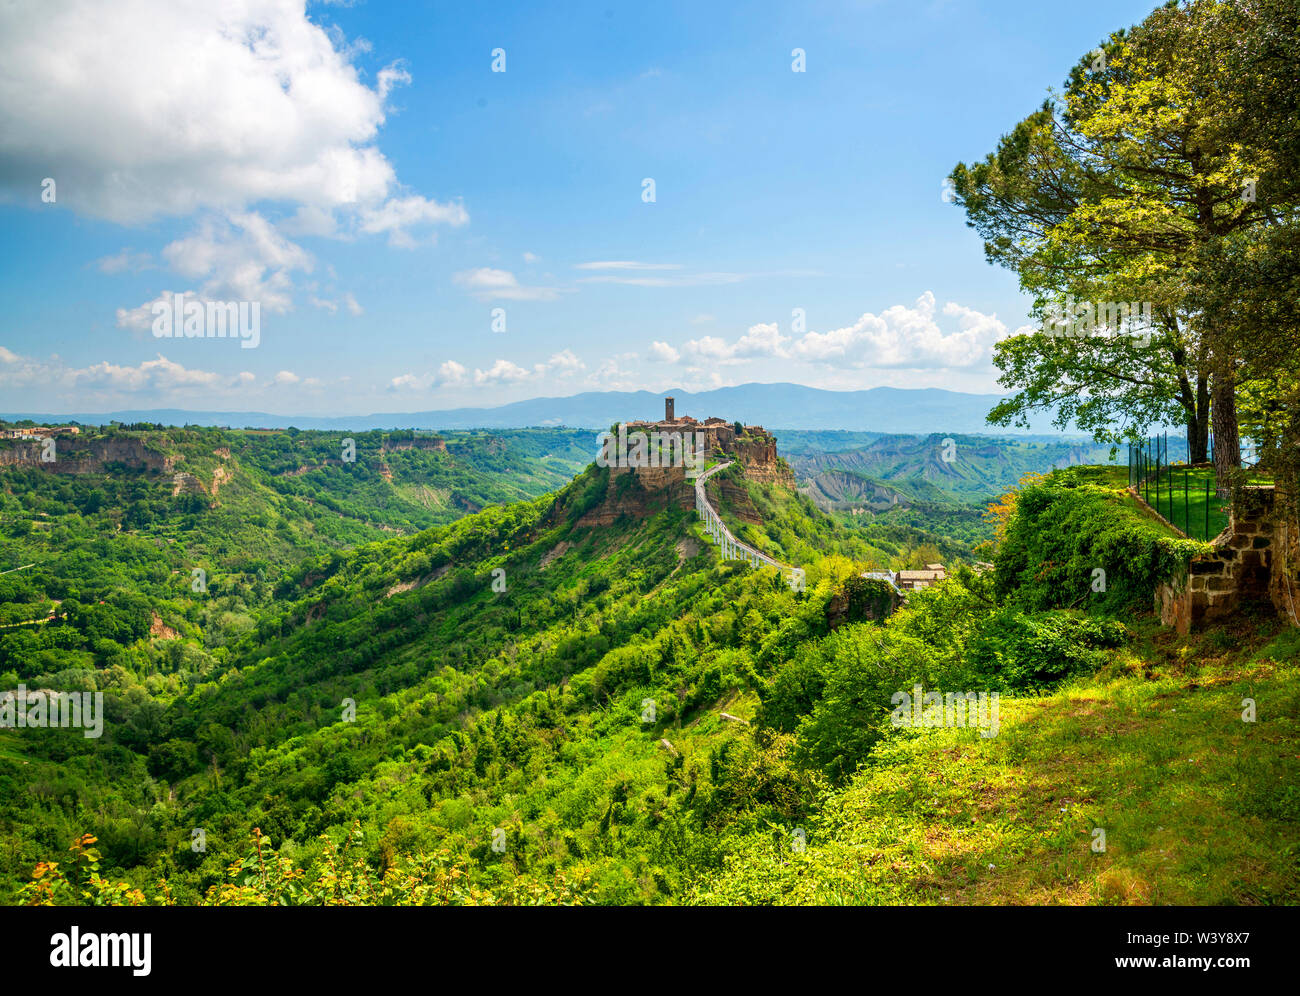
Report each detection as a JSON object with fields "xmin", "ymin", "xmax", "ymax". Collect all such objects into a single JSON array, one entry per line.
[
  {"xmin": 689, "ymin": 616, "xmax": 1300, "ymax": 905},
  {"xmin": 1137, "ymin": 466, "xmax": 1246, "ymax": 541},
  {"xmin": 1075, "ymin": 463, "xmax": 1273, "ymax": 541},
  {"xmin": 1138, "ymin": 466, "xmax": 1228, "ymax": 540},
  {"xmin": 1066, "ymin": 464, "xmax": 1130, "ymax": 488}
]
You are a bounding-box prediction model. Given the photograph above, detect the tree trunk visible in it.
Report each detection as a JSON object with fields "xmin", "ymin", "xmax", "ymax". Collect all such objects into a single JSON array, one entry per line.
[
  {"xmin": 1185, "ymin": 413, "xmax": 1203, "ymax": 465},
  {"xmin": 1190, "ymin": 372, "xmax": 1210, "ymax": 463},
  {"xmin": 1169, "ymin": 324, "xmax": 1210, "ymax": 464},
  {"xmin": 1211, "ymin": 367, "xmax": 1241, "ymax": 498}
]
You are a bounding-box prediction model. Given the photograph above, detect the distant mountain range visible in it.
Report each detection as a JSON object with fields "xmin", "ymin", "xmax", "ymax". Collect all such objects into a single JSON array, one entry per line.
[{"xmin": 2, "ymin": 382, "xmax": 1072, "ymax": 435}]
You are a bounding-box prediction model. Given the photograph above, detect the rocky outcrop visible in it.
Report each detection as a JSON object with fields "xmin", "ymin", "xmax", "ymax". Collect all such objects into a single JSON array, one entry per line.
[
  {"xmin": 569, "ymin": 413, "xmax": 792, "ymax": 530},
  {"xmin": 734, "ymin": 437, "xmax": 794, "ymax": 487},
  {"xmin": 802, "ymin": 470, "xmax": 904, "ymax": 511},
  {"xmin": 172, "ymin": 472, "xmax": 208, "ymax": 496},
  {"xmin": 707, "ymin": 475, "xmax": 762, "ymax": 525},
  {"xmin": 575, "ymin": 467, "xmax": 694, "ymax": 528},
  {"xmin": 0, "ymin": 436, "xmax": 172, "ymax": 474},
  {"xmin": 383, "ymin": 437, "xmax": 447, "ymax": 453}
]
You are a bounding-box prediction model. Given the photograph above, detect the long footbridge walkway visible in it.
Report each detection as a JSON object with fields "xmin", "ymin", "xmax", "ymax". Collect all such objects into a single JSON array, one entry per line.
[{"xmin": 693, "ymin": 462, "xmax": 803, "ymax": 590}]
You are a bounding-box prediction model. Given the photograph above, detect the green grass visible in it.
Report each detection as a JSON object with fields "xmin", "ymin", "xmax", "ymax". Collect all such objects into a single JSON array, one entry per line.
[
  {"xmin": 1066, "ymin": 464, "xmax": 1129, "ymax": 488},
  {"xmin": 688, "ymin": 616, "xmax": 1300, "ymax": 905},
  {"xmin": 1077, "ymin": 463, "xmax": 1237, "ymax": 541},
  {"xmin": 1139, "ymin": 466, "xmax": 1232, "ymax": 541}
]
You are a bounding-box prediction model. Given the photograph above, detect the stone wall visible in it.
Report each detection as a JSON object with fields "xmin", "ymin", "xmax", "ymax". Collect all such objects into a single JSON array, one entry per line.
[
  {"xmin": 1156, "ymin": 485, "xmax": 1283, "ymax": 634},
  {"xmin": 1268, "ymin": 480, "xmax": 1300, "ymax": 626}
]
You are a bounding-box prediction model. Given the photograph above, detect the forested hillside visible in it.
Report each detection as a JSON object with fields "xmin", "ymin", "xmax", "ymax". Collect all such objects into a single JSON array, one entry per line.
[
  {"xmin": 4, "ymin": 0, "xmax": 1300, "ymax": 949},
  {"xmin": 5, "ymin": 452, "xmax": 1297, "ymax": 906},
  {"xmin": 0, "ymin": 424, "xmax": 588, "ymax": 685},
  {"xmin": 783, "ymin": 432, "xmax": 1116, "ymax": 506}
]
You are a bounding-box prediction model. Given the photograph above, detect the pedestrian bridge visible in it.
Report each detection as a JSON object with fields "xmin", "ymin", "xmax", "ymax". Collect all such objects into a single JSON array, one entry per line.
[{"xmin": 694, "ymin": 462, "xmax": 803, "ymax": 590}]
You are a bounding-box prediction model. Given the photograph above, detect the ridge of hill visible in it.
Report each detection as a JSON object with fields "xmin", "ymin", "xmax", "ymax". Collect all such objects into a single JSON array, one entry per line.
[{"xmin": 784, "ymin": 432, "xmax": 1117, "ymax": 506}]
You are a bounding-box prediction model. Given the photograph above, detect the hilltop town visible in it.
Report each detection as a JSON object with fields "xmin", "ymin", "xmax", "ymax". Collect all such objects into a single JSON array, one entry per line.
[
  {"xmin": 613, "ymin": 397, "xmax": 789, "ymax": 484},
  {"xmin": 623, "ymin": 396, "xmax": 774, "ymax": 460}
]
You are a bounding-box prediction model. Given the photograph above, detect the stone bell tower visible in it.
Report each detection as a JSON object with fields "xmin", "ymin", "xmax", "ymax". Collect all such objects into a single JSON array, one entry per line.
[{"xmin": 665, "ymin": 396, "xmax": 675, "ymax": 421}]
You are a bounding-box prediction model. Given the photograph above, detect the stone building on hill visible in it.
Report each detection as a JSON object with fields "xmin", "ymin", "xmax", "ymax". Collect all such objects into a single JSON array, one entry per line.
[
  {"xmin": 897, "ymin": 564, "xmax": 948, "ymax": 591},
  {"xmin": 623, "ymin": 397, "xmax": 775, "ymax": 461}
]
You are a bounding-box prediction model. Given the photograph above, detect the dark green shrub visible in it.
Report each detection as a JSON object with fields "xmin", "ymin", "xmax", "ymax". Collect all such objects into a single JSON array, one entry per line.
[
  {"xmin": 968, "ymin": 608, "xmax": 1127, "ymax": 691},
  {"xmin": 995, "ymin": 478, "xmax": 1207, "ymax": 614}
]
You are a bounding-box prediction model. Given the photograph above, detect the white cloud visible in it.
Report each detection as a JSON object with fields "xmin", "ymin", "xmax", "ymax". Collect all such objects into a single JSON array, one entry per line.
[
  {"xmin": 474, "ymin": 359, "xmax": 533, "ymax": 386},
  {"xmin": 0, "ymin": 348, "xmax": 226, "ymax": 394},
  {"xmin": 388, "ymin": 360, "xmax": 467, "ymax": 391},
  {"xmin": 575, "ymin": 265, "xmax": 743, "ymax": 288},
  {"xmin": 308, "ymin": 290, "xmax": 362, "ymax": 316},
  {"xmin": 95, "ymin": 249, "xmax": 152, "ymax": 274},
  {"xmin": 0, "ymin": 0, "xmax": 458, "ymax": 237},
  {"xmin": 789, "ymin": 292, "xmax": 1009, "ymax": 368},
  {"xmin": 0, "ymin": 0, "xmax": 469, "ymax": 308},
  {"xmin": 280, "ymin": 205, "xmax": 339, "ymax": 238},
  {"xmin": 114, "ymin": 212, "xmax": 318, "ymax": 329},
  {"xmin": 376, "ymin": 62, "xmax": 412, "ymax": 100},
  {"xmin": 642, "ymin": 293, "xmax": 1017, "ymax": 381},
  {"xmin": 574, "ymin": 261, "xmax": 683, "ymax": 271},
  {"xmin": 357, "ymin": 195, "xmax": 468, "ymax": 248},
  {"xmin": 682, "ymin": 322, "xmax": 789, "ymax": 364},
  {"xmin": 453, "ymin": 267, "xmax": 560, "ymax": 302},
  {"xmin": 172, "ymin": 212, "xmax": 312, "ymax": 304},
  {"xmin": 471, "ymin": 351, "xmax": 585, "ymax": 387},
  {"xmin": 584, "ymin": 353, "xmax": 647, "ymax": 391},
  {"xmin": 0, "ymin": 346, "xmax": 356, "ymax": 409},
  {"xmin": 438, "ymin": 360, "xmax": 467, "ymax": 385},
  {"xmin": 649, "ymin": 341, "xmax": 680, "ymax": 363},
  {"xmin": 539, "ymin": 349, "xmax": 584, "ymax": 375}
]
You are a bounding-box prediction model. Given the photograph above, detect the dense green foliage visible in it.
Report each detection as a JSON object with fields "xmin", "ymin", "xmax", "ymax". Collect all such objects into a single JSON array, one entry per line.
[
  {"xmin": 994, "ymin": 469, "xmax": 1209, "ymax": 613},
  {"xmin": 2, "ymin": 421, "xmax": 1295, "ymax": 907}
]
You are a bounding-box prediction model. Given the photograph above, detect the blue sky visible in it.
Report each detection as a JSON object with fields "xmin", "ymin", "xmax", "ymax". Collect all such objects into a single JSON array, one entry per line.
[{"xmin": 0, "ymin": 0, "xmax": 1160, "ymax": 416}]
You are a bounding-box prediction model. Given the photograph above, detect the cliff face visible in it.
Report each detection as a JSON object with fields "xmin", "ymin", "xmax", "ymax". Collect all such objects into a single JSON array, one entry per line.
[
  {"xmin": 707, "ymin": 475, "xmax": 763, "ymax": 525},
  {"xmin": 734, "ymin": 436, "xmax": 794, "ymax": 487},
  {"xmin": 801, "ymin": 470, "xmax": 907, "ymax": 511},
  {"xmin": 0, "ymin": 437, "xmax": 172, "ymax": 474},
  {"xmin": 575, "ymin": 466, "xmax": 694, "ymax": 528},
  {"xmin": 384, "ymin": 437, "xmax": 447, "ymax": 453}
]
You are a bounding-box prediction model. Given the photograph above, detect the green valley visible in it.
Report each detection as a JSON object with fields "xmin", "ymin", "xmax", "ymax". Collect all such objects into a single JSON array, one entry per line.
[{"xmin": 2, "ymin": 417, "xmax": 1297, "ymax": 907}]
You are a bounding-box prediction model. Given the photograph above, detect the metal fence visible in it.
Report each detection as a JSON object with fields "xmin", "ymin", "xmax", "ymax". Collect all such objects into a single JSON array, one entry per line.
[{"xmin": 1127, "ymin": 433, "xmax": 1228, "ymax": 541}]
